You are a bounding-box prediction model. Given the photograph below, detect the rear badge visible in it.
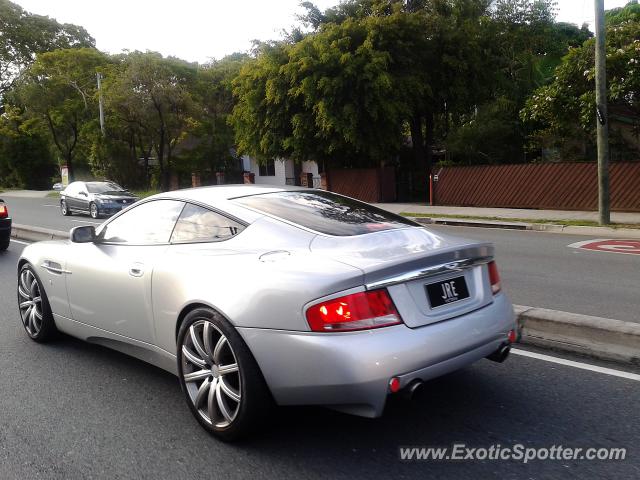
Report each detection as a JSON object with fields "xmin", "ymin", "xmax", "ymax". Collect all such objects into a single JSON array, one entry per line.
[{"xmin": 426, "ymin": 276, "xmax": 470, "ymax": 308}]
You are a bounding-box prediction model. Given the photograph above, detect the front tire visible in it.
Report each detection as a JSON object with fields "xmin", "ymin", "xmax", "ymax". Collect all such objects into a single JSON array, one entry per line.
[
  {"xmin": 61, "ymin": 200, "xmax": 72, "ymax": 216},
  {"xmin": 89, "ymin": 202, "xmax": 99, "ymax": 219},
  {"xmin": 18, "ymin": 264, "xmax": 57, "ymax": 342},
  {"xmin": 177, "ymin": 308, "xmax": 273, "ymax": 441}
]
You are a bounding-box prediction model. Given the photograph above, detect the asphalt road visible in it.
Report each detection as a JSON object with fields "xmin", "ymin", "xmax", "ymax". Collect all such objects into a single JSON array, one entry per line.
[
  {"xmin": 1, "ymin": 240, "xmax": 639, "ymax": 479},
  {"xmin": 3, "ymin": 195, "xmax": 640, "ymax": 322},
  {"xmin": 428, "ymin": 225, "xmax": 640, "ymax": 323},
  {"xmin": 3, "ymin": 195, "xmax": 105, "ymax": 232}
]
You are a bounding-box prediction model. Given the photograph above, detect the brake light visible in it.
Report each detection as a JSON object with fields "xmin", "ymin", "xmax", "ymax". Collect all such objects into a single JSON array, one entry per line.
[
  {"xmin": 0, "ymin": 205, "xmax": 7, "ymax": 219},
  {"xmin": 488, "ymin": 261, "xmax": 501, "ymax": 294},
  {"xmin": 306, "ymin": 289, "xmax": 402, "ymax": 332}
]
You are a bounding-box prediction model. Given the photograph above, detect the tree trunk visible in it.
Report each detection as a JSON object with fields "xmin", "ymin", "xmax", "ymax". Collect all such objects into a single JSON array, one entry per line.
[
  {"xmin": 410, "ymin": 114, "xmax": 427, "ymax": 200},
  {"xmin": 425, "ymin": 110, "xmax": 434, "ymax": 179}
]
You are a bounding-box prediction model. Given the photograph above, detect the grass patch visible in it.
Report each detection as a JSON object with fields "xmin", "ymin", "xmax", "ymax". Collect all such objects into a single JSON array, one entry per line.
[
  {"xmin": 46, "ymin": 191, "xmax": 60, "ymax": 198},
  {"xmin": 400, "ymin": 212, "xmax": 640, "ymax": 230},
  {"xmin": 131, "ymin": 189, "xmax": 161, "ymax": 199}
]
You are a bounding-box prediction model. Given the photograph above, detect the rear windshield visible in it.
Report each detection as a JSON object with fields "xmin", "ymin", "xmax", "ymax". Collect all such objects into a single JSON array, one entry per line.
[{"xmin": 234, "ymin": 190, "xmax": 418, "ymax": 236}]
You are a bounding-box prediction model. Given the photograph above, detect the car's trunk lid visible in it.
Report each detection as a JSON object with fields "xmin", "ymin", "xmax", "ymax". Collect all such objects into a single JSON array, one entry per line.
[{"xmin": 310, "ymin": 227, "xmax": 495, "ymax": 328}]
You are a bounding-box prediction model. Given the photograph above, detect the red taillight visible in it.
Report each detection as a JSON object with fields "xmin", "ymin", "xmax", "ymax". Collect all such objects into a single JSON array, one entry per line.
[
  {"xmin": 488, "ymin": 261, "xmax": 501, "ymax": 294},
  {"xmin": 306, "ymin": 289, "xmax": 402, "ymax": 332},
  {"xmin": 0, "ymin": 205, "xmax": 7, "ymax": 219}
]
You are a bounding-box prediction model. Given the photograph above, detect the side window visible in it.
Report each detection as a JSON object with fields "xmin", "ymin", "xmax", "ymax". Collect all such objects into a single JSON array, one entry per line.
[
  {"xmin": 99, "ymin": 200, "xmax": 184, "ymax": 245},
  {"xmin": 171, "ymin": 203, "xmax": 244, "ymax": 243}
]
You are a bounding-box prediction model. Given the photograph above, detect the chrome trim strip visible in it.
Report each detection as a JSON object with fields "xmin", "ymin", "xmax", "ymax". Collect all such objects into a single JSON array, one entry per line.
[{"xmin": 365, "ymin": 256, "xmax": 492, "ymax": 290}]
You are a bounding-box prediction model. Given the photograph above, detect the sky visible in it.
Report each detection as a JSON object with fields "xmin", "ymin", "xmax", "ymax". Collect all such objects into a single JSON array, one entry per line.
[{"xmin": 13, "ymin": 0, "xmax": 633, "ymax": 64}]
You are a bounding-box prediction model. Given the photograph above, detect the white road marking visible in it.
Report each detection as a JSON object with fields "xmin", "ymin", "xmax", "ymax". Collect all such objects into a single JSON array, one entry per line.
[
  {"xmin": 42, "ymin": 204, "xmax": 59, "ymax": 207},
  {"xmin": 10, "ymin": 239, "xmax": 30, "ymax": 245},
  {"xmin": 512, "ymin": 348, "xmax": 640, "ymax": 381}
]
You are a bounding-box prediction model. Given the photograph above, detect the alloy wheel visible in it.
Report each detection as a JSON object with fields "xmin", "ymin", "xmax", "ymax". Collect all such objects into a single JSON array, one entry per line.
[
  {"xmin": 181, "ymin": 320, "xmax": 242, "ymax": 428},
  {"xmin": 18, "ymin": 269, "xmax": 43, "ymax": 336},
  {"xmin": 90, "ymin": 203, "xmax": 98, "ymax": 219}
]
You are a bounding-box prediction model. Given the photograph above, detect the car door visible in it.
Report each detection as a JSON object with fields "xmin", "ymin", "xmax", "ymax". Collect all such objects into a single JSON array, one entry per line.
[
  {"xmin": 76, "ymin": 184, "xmax": 90, "ymax": 213},
  {"xmin": 63, "ymin": 182, "xmax": 80, "ymax": 211},
  {"xmin": 64, "ymin": 199, "xmax": 185, "ymax": 343}
]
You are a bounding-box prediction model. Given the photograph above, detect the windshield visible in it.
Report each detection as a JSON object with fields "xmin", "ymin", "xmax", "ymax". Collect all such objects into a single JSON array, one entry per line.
[
  {"xmin": 233, "ymin": 190, "xmax": 418, "ymax": 236},
  {"xmin": 86, "ymin": 182, "xmax": 126, "ymax": 194}
]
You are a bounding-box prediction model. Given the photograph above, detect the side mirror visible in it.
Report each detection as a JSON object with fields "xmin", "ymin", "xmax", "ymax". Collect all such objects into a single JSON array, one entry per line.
[{"xmin": 70, "ymin": 225, "xmax": 96, "ymax": 243}]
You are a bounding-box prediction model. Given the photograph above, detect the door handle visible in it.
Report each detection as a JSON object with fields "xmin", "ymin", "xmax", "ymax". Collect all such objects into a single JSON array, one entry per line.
[{"xmin": 129, "ymin": 263, "xmax": 145, "ymax": 277}]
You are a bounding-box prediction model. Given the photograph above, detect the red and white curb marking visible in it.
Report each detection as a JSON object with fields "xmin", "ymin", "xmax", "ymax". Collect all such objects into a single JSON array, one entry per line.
[{"xmin": 568, "ymin": 238, "xmax": 640, "ymax": 255}]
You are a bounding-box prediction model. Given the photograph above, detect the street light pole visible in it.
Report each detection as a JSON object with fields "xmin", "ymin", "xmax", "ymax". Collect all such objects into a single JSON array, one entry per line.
[
  {"xmin": 594, "ymin": 0, "xmax": 610, "ymax": 225},
  {"xmin": 97, "ymin": 72, "xmax": 106, "ymax": 137}
]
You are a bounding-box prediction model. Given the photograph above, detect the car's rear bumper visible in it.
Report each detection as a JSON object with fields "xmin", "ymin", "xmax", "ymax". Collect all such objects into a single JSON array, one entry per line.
[
  {"xmin": 0, "ymin": 217, "xmax": 11, "ymax": 241},
  {"xmin": 238, "ymin": 293, "xmax": 516, "ymax": 418}
]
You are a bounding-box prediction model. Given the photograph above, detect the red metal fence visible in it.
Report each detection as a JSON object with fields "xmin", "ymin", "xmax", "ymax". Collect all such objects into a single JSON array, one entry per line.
[
  {"xmin": 327, "ymin": 167, "xmax": 397, "ymax": 203},
  {"xmin": 435, "ymin": 162, "xmax": 640, "ymax": 212}
]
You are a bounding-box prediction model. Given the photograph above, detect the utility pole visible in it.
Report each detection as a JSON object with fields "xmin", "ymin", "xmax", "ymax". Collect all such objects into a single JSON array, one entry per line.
[
  {"xmin": 594, "ymin": 0, "xmax": 610, "ymax": 225},
  {"xmin": 97, "ymin": 72, "xmax": 105, "ymax": 137}
]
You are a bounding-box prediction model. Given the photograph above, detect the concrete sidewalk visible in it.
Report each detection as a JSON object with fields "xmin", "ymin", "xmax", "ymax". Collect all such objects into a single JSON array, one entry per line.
[{"xmin": 374, "ymin": 203, "xmax": 640, "ymax": 224}]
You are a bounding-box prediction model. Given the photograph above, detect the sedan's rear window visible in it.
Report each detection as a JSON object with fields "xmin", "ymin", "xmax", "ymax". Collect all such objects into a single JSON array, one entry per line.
[{"xmin": 234, "ymin": 191, "xmax": 418, "ymax": 236}]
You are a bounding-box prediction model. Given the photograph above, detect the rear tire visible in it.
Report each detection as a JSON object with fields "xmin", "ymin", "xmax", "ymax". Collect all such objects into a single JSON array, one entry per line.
[
  {"xmin": 61, "ymin": 200, "xmax": 72, "ymax": 216},
  {"xmin": 0, "ymin": 236, "xmax": 9, "ymax": 251},
  {"xmin": 17, "ymin": 264, "xmax": 57, "ymax": 342},
  {"xmin": 177, "ymin": 308, "xmax": 273, "ymax": 441}
]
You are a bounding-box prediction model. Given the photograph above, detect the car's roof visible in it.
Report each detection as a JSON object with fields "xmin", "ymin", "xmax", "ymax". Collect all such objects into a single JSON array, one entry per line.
[{"xmin": 151, "ymin": 184, "xmax": 305, "ymax": 204}]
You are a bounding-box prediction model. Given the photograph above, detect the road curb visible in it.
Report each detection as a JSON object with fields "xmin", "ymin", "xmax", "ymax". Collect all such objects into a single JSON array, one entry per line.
[
  {"xmin": 409, "ymin": 216, "xmax": 640, "ymax": 238},
  {"xmin": 11, "ymin": 223, "xmax": 68, "ymax": 242},
  {"xmin": 515, "ymin": 304, "xmax": 640, "ymax": 366}
]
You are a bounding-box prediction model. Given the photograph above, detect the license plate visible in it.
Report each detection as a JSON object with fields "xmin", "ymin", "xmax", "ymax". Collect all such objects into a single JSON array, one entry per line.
[{"xmin": 425, "ymin": 276, "xmax": 470, "ymax": 308}]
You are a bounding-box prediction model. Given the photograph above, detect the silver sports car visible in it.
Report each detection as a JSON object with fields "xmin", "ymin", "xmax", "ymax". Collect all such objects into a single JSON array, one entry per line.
[{"xmin": 17, "ymin": 185, "xmax": 517, "ymax": 440}]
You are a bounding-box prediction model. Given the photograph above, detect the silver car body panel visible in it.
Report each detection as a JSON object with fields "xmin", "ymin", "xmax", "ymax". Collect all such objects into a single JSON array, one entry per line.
[{"xmin": 18, "ymin": 185, "xmax": 516, "ymax": 417}]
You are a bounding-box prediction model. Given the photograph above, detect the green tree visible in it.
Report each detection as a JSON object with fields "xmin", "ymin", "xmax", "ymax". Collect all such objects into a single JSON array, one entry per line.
[
  {"xmin": 0, "ymin": 106, "xmax": 56, "ymax": 189},
  {"xmin": 102, "ymin": 52, "xmax": 199, "ymax": 190},
  {"xmin": 233, "ymin": 0, "xmax": 491, "ymax": 191},
  {"xmin": 10, "ymin": 48, "xmax": 109, "ymax": 181},
  {"xmin": 521, "ymin": 1, "xmax": 640, "ymax": 160},
  {"xmin": 0, "ymin": 0, "xmax": 94, "ymax": 98},
  {"xmin": 189, "ymin": 53, "xmax": 249, "ymax": 182}
]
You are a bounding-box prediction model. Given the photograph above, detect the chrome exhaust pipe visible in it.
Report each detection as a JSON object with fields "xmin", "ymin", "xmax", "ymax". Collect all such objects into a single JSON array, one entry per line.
[
  {"xmin": 401, "ymin": 379, "xmax": 424, "ymax": 400},
  {"xmin": 487, "ymin": 345, "xmax": 511, "ymax": 363}
]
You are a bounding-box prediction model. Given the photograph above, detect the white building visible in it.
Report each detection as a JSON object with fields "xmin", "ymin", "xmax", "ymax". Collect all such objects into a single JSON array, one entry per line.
[{"xmin": 241, "ymin": 156, "xmax": 322, "ymax": 188}]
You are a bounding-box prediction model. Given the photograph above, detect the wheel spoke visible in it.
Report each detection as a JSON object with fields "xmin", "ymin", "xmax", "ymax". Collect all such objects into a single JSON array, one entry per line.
[
  {"xmin": 183, "ymin": 369, "xmax": 210, "ymax": 383},
  {"xmin": 216, "ymin": 382, "xmax": 233, "ymax": 422},
  {"xmin": 19, "ymin": 300, "xmax": 33, "ymax": 310},
  {"xmin": 32, "ymin": 296, "xmax": 41, "ymax": 305},
  {"xmin": 194, "ymin": 378, "xmax": 212, "ymax": 408},
  {"xmin": 207, "ymin": 377, "xmax": 219, "ymax": 424},
  {"xmin": 213, "ymin": 335, "xmax": 227, "ymax": 365},
  {"xmin": 29, "ymin": 307, "xmax": 36, "ymax": 333},
  {"xmin": 203, "ymin": 323, "xmax": 214, "ymax": 360},
  {"xmin": 18, "ymin": 285, "xmax": 30, "ymax": 300},
  {"xmin": 182, "ymin": 345, "xmax": 206, "ymax": 368},
  {"xmin": 189, "ymin": 325, "xmax": 209, "ymax": 363},
  {"xmin": 33, "ymin": 306, "xmax": 42, "ymax": 320},
  {"xmin": 218, "ymin": 363, "xmax": 238, "ymax": 376},
  {"xmin": 23, "ymin": 305, "xmax": 32, "ymax": 327},
  {"xmin": 219, "ymin": 377, "xmax": 241, "ymax": 403}
]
